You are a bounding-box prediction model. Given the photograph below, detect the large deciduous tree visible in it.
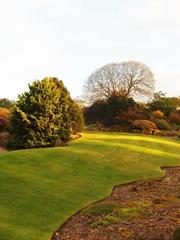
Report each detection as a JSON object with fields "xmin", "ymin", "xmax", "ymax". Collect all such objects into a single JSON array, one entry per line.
[
  {"xmin": 8, "ymin": 77, "xmax": 83, "ymax": 149},
  {"xmin": 83, "ymin": 61, "xmax": 155, "ymax": 103}
]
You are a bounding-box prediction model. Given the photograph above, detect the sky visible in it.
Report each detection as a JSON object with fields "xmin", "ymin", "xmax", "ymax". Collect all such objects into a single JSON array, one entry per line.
[{"xmin": 0, "ymin": 0, "xmax": 180, "ymax": 100}]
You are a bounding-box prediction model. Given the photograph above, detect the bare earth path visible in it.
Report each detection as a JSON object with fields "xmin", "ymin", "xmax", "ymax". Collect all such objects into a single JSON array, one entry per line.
[{"xmin": 51, "ymin": 166, "xmax": 180, "ymax": 240}]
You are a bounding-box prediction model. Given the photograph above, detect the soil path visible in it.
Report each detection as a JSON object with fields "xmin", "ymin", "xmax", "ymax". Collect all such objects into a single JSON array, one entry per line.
[{"xmin": 51, "ymin": 166, "xmax": 180, "ymax": 240}]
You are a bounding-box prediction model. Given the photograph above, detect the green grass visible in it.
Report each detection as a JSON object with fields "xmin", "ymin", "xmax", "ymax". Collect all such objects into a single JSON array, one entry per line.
[{"xmin": 0, "ymin": 132, "xmax": 179, "ymax": 240}]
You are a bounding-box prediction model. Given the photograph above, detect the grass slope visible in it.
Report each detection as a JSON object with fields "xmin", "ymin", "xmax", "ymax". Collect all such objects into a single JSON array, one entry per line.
[{"xmin": 0, "ymin": 132, "xmax": 179, "ymax": 240}]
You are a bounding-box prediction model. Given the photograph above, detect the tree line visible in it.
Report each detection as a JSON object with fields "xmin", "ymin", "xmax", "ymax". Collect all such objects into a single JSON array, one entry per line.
[
  {"xmin": 0, "ymin": 60, "xmax": 179, "ymax": 149},
  {"xmin": 83, "ymin": 61, "xmax": 180, "ymax": 133}
]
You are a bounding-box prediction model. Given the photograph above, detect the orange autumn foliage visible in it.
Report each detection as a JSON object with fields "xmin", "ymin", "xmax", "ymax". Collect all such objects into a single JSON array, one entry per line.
[
  {"xmin": 0, "ymin": 108, "xmax": 10, "ymax": 120},
  {"xmin": 152, "ymin": 110, "xmax": 164, "ymax": 118}
]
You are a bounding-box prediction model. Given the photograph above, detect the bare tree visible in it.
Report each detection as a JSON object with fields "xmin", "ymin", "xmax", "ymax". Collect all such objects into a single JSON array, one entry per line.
[{"xmin": 83, "ymin": 61, "xmax": 155, "ymax": 103}]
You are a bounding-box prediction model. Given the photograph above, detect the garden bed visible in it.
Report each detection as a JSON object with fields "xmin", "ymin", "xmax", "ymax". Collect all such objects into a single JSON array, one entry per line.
[{"xmin": 51, "ymin": 166, "xmax": 180, "ymax": 240}]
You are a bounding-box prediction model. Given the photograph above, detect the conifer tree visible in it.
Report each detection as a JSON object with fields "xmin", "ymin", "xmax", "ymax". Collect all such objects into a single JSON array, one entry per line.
[{"xmin": 8, "ymin": 77, "xmax": 83, "ymax": 149}]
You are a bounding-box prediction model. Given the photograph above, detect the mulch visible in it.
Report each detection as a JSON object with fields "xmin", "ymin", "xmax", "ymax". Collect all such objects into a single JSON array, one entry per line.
[{"xmin": 51, "ymin": 166, "xmax": 180, "ymax": 240}]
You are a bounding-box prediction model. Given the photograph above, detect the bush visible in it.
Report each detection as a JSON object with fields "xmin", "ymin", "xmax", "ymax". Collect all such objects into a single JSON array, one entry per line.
[
  {"xmin": 83, "ymin": 202, "xmax": 117, "ymax": 216},
  {"xmin": 69, "ymin": 100, "xmax": 84, "ymax": 134},
  {"xmin": 173, "ymin": 227, "xmax": 180, "ymax": 240},
  {"xmin": 113, "ymin": 108, "xmax": 141, "ymax": 127},
  {"xmin": 0, "ymin": 132, "xmax": 9, "ymax": 147},
  {"xmin": 168, "ymin": 111, "xmax": 180, "ymax": 125},
  {"xmin": 0, "ymin": 108, "xmax": 10, "ymax": 119},
  {"xmin": 0, "ymin": 108, "xmax": 11, "ymax": 132},
  {"xmin": 0, "ymin": 118, "xmax": 9, "ymax": 132},
  {"xmin": 8, "ymin": 77, "xmax": 83, "ymax": 149},
  {"xmin": 0, "ymin": 98, "xmax": 14, "ymax": 109},
  {"xmin": 152, "ymin": 110, "xmax": 164, "ymax": 118},
  {"xmin": 154, "ymin": 118, "xmax": 170, "ymax": 130},
  {"xmin": 90, "ymin": 215, "xmax": 119, "ymax": 228},
  {"xmin": 83, "ymin": 96, "xmax": 137, "ymax": 127},
  {"xmin": 131, "ymin": 120, "xmax": 157, "ymax": 133}
]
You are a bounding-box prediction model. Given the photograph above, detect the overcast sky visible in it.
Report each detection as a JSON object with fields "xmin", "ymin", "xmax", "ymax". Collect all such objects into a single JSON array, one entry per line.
[{"xmin": 0, "ymin": 0, "xmax": 180, "ymax": 100}]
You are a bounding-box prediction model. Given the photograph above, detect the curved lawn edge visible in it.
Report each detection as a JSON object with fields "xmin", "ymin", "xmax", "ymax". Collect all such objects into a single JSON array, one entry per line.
[
  {"xmin": 0, "ymin": 132, "xmax": 179, "ymax": 240},
  {"xmin": 50, "ymin": 165, "xmax": 179, "ymax": 240}
]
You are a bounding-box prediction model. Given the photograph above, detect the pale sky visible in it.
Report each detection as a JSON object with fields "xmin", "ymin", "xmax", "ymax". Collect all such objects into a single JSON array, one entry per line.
[{"xmin": 0, "ymin": 0, "xmax": 180, "ymax": 100}]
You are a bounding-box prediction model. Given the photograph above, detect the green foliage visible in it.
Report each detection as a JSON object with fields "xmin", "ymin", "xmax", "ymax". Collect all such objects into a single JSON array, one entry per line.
[
  {"xmin": 90, "ymin": 219, "xmax": 109, "ymax": 228},
  {"xmin": 154, "ymin": 118, "xmax": 170, "ymax": 130},
  {"xmin": 8, "ymin": 77, "xmax": 83, "ymax": 149},
  {"xmin": 83, "ymin": 202, "xmax": 117, "ymax": 216},
  {"xmin": 149, "ymin": 92, "xmax": 180, "ymax": 116},
  {"xmin": 173, "ymin": 227, "xmax": 180, "ymax": 240},
  {"xmin": 90, "ymin": 215, "xmax": 119, "ymax": 228},
  {"xmin": 90, "ymin": 200, "xmax": 154, "ymax": 229},
  {"xmin": 115, "ymin": 207, "xmax": 141, "ymax": 219},
  {"xmin": 69, "ymin": 100, "xmax": 84, "ymax": 134},
  {"xmin": 0, "ymin": 98, "xmax": 14, "ymax": 110}
]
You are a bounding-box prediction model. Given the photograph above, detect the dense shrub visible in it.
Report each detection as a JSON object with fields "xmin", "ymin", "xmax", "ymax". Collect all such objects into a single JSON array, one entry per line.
[
  {"xmin": 69, "ymin": 100, "xmax": 84, "ymax": 134},
  {"xmin": 153, "ymin": 118, "xmax": 170, "ymax": 130},
  {"xmin": 173, "ymin": 227, "xmax": 180, "ymax": 240},
  {"xmin": 152, "ymin": 110, "xmax": 164, "ymax": 118},
  {"xmin": 0, "ymin": 132, "xmax": 9, "ymax": 147},
  {"xmin": 0, "ymin": 108, "xmax": 10, "ymax": 119},
  {"xmin": 84, "ymin": 96, "xmax": 137, "ymax": 127},
  {"xmin": 0, "ymin": 108, "xmax": 10, "ymax": 131},
  {"xmin": 149, "ymin": 92, "xmax": 180, "ymax": 116},
  {"xmin": 84, "ymin": 100, "xmax": 107, "ymax": 125},
  {"xmin": 131, "ymin": 120, "xmax": 157, "ymax": 132},
  {"xmin": 0, "ymin": 98, "xmax": 14, "ymax": 109},
  {"xmin": 104, "ymin": 96, "xmax": 136, "ymax": 127},
  {"xmin": 114, "ymin": 108, "xmax": 145, "ymax": 127},
  {"xmin": 0, "ymin": 118, "xmax": 9, "ymax": 131},
  {"xmin": 8, "ymin": 77, "xmax": 83, "ymax": 149},
  {"xmin": 84, "ymin": 92, "xmax": 179, "ymax": 133},
  {"xmin": 168, "ymin": 111, "xmax": 180, "ymax": 125}
]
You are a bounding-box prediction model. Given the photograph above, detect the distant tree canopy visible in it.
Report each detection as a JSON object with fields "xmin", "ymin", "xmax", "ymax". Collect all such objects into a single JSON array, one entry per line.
[
  {"xmin": 149, "ymin": 91, "xmax": 180, "ymax": 116},
  {"xmin": 83, "ymin": 61, "xmax": 155, "ymax": 103},
  {"xmin": 8, "ymin": 77, "xmax": 83, "ymax": 149},
  {"xmin": 0, "ymin": 98, "xmax": 14, "ymax": 109},
  {"xmin": 84, "ymin": 88, "xmax": 180, "ymax": 132}
]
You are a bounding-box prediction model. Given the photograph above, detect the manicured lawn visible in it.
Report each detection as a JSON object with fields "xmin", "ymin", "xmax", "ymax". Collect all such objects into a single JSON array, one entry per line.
[{"xmin": 0, "ymin": 132, "xmax": 179, "ymax": 240}]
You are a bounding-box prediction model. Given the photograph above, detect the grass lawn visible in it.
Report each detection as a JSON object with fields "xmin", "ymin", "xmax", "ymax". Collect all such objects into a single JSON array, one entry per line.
[{"xmin": 0, "ymin": 132, "xmax": 179, "ymax": 240}]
